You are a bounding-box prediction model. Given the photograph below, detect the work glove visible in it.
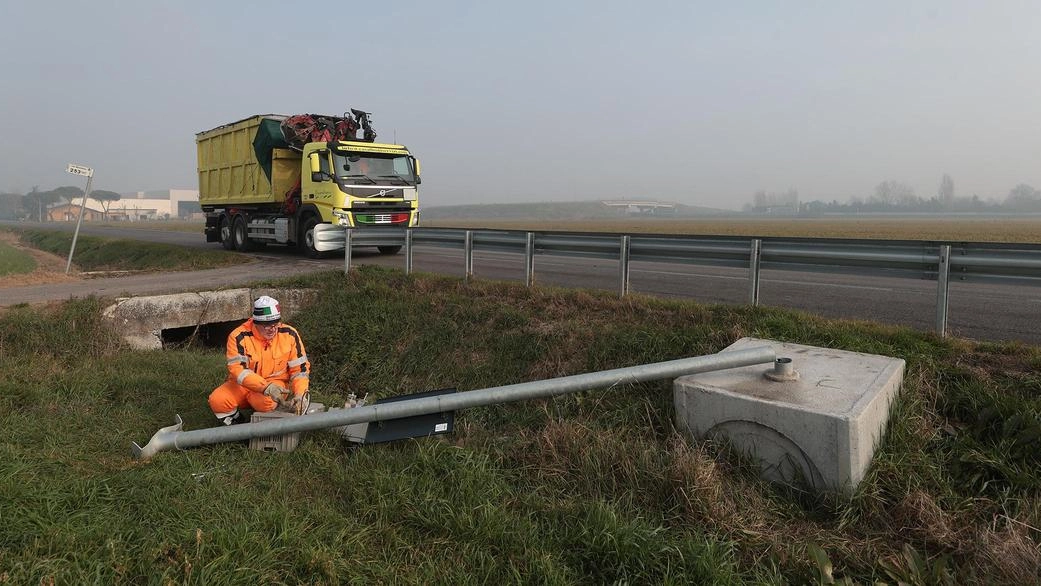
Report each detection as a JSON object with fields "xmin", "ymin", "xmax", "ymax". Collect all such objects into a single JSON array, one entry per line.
[
  {"xmin": 263, "ymin": 383, "xmax": 287, "ymax": 405},
  {"xmin": 288, "ymin": 391, "xmax": 310, "ymax": 415}
]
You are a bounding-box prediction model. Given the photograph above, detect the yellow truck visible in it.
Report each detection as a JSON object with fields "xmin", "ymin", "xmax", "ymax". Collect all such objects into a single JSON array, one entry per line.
[{"xmin": 196, "ymin": 111, "xmax": 420, "ymax": 256}]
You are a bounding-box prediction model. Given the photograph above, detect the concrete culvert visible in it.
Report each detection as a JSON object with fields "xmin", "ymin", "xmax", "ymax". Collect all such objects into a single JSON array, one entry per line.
[
  {"xmin": 160, "ymin": 321, "xmax": 241, "ymax": 349},
  {"xmin": 102, "ymin": 288, "xmax": 317, "ymax": 350}
]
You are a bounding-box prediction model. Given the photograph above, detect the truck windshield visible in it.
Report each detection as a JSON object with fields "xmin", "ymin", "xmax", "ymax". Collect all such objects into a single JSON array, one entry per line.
[{"xmin": 333, "ymin": 153, "xmax": 415, "ymax": 185}]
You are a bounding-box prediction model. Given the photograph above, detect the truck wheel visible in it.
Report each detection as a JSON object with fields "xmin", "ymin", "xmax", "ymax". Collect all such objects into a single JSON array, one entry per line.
[
  {"xmin": 301, "ymin": 216, "xmax": 324, "ymax": 258},
  {"xmin": 233, "ymin": 216, "xmax": 254, "ymax": 252},
  {"xmin": 378, "ymin": 246, "xmax": 402, "ymax": 255},
  {"xmin": 220, "ymin": 216, "xmax": 235, "ymax": 251}
]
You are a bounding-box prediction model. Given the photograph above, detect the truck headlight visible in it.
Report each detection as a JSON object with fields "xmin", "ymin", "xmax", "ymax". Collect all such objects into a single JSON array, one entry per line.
[{"xmin": 332, "ymin": 209, "xmax": 351, "ymax": 226}]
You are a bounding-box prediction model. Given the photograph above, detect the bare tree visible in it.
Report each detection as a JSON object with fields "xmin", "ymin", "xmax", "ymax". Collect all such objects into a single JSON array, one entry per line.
[
  {"xmin": 938, "ymin": 174, "xmax": 954, "ymax": 206},
  {"xmin": 872, "ymin": 180, "xmax": 916, "ymax": 206},
  {"xmin": 1006, "ymin": 184, "xmax": 1041, "ymax": 210}
]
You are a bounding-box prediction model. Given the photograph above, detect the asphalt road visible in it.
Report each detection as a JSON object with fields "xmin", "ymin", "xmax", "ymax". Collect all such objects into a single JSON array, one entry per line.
[{"xmin": 3, "ymin": 221, "xmax": 1039, "ymax": 345}]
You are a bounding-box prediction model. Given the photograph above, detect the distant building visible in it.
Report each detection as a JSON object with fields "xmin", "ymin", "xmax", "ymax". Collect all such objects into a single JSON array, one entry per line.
[
  {"xmin": 104, "ymin": 189, "xmax": 200, "ymax": 221},
  {"xmin": 601, "ymin": 200, "xmax": 676, "ymax": 215},
  {"xmin": 48, "ymin": 189, "xmax": 201, "ymax": 222},
  {"xmin": 47, "ymin": 202, "xmax": 105, "ymax": 222}
]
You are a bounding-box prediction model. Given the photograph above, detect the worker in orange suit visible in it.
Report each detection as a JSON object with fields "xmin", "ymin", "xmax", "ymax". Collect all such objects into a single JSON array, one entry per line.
[{"xmin": 208, "ymin": 295, "xmax": 311, "ymax": 425}]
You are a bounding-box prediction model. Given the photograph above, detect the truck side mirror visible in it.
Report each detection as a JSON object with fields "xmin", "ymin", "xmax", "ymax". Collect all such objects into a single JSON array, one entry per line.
[
  {"xmin": 309, "ymin": 153, "xmax": 326, "ymax": 182},
  {"xmin": 412, "ymin": 157, "xmax": 421, "ymax": 177}
]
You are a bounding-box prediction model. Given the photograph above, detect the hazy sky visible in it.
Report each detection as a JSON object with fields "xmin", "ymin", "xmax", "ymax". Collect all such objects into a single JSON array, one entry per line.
[{"xmin": 1, "ymin": 1, "xmax": 1039, "ymax": 209}]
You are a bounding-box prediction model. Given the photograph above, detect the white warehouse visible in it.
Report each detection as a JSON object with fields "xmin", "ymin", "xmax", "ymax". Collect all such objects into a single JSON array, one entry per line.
[{"xmin": 103, "ymin": 189, "xmax": 200, "ymax": 221}]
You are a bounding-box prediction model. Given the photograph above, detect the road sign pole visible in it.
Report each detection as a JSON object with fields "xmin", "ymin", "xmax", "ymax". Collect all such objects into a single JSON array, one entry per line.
[{"xmin": 65, "ymin": 164, "xmax": 94, "ymax": 274}]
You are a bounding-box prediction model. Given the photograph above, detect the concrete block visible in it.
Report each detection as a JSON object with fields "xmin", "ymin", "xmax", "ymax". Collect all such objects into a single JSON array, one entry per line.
[{"xmin": 674, "ymin": 337, "xmax": 904, "ymax": 493}]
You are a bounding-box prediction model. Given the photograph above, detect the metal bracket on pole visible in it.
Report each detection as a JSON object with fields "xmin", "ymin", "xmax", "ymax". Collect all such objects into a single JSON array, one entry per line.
[
  {"xmin": 619, "ymin": 235, "xmax": 631, "ymax": 297},
  {"xmin": 464, "ymin": 230, "xmax": 474, "ymax": 284},
  {"xmin": 749, "ymin": 238, "xmax": 762, "ymax": 306},
  {"xmin": 405, "ymin": 229, "xmax": 414, "ymax": 275},
  {"xmin": 344, "ymin": 228, "xmax": 354, "ymax": 274},
  {"xmin": 935, "ymin": 244, "xmax": 951, "ymax": 337}
]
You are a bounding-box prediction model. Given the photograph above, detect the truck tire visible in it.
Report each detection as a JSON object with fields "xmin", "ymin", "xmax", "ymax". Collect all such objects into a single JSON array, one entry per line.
[
  {"xmin": 233, "ymin": 215, "xmax": 254, "ymax": 252},
  {"xmin": 378, "ymin": 246, "xmax": 402, "ymax": 255},
  {"xmin": 220, "ymin": 216, "xmax": 235, "ymax": 251},
  {"xmin": 301, "ymin": 216, "xmax": 324, "ymax": 258}
]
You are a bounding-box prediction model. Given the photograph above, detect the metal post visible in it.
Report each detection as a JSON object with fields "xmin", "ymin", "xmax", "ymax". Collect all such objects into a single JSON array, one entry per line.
[
  {"xmin": 65, "ymin": 172, "xmax": 93, "ymax": 274},
  {"xmin": 748, "ymin": 238, "xmax": 762, "ymax": 306},
  {"xmin": 935, "ymin": 244, "xmax": 951, "ymax": 337},
  {"xmin": 344, "ymin": 228, "xmax": 353, "ymax": 274},
  {"xmin": 619, "ymin": 235, "xmax": 631, "ymax": 297},
  {"xmin": 131, "ymin": 345, "xmax": 776, "ymax": 460},
  {"xmin": 464, "ymin": 230, "xmax": 474, "ymax": 284},
  {"xmin": 525, "ymin": 232, "xmax": 535, "ymax": 287},
  {"xmin": 405, "ymin": 229, "xmax": 414, "ymax": 275}
]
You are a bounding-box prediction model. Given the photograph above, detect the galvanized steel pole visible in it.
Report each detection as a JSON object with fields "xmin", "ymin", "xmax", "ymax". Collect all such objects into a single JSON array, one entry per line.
[
  {"xmin": 749, "ymin": 238, "xmax": 762, "ymax": 306},
  {"xmin": 619, "ymin": 235, "xmax": 631, "ymax": 297},
  {"xmin": 66, "ymin": 170, "xmax": 94, "ymax": 274},
  {"xmin": 525, "ymin": 232, "xmax": 535, "ymax": 287},
  {"xmin": 935, "ymin": 244, "xmax": 951, "ymax": 336},
  {"xmin": 464, "ymin": 230, "xmax": 474, "ymax": 284},
  {"xmin": 405, "ymin": 229, "xmax": 414, "ymax": 275},
  {"xmin": 132, "ymin": 346, "xmax": 776, "ymax": 461},
  {"xmin": 344, "ymin": 228, "xmax": 354, "ymax": 273}
]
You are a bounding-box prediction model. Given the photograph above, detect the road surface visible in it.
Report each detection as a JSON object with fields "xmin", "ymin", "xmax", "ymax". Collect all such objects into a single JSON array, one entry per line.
[{"xmin": 2, "ymin": 222, "xmax": 1039, "ymax": 345}]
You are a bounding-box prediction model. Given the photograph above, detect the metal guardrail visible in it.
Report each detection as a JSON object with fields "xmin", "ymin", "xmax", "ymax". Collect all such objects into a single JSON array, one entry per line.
[{"xmin": 343, "ymin": 228, "xmax": 1041, "ymax": 337}]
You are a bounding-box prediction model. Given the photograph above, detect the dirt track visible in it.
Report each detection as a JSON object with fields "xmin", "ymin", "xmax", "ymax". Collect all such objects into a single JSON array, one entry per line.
[{"xmin": 0, "ymin": 251, "xmax": 330, "ymax": 307}]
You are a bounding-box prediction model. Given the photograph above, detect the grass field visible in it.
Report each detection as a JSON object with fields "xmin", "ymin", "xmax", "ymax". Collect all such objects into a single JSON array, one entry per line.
[
  {"xmin": 426, "ymin": 217, "xmax": 1041, "ymax": 244},
  {"xmin": 9, "ymin": 229, "xmax": 249, "ymax": 273},
  {"xmin": 1, "ymin": 267, "xmax": 1038, "ymax": 584},
  {"xmin": 63, "ymin": 216, "xmax": 1041, "ymax": 243},
  {"xmin": 0, "ymin": 238, "xmax": 35, "ymax": 276}
]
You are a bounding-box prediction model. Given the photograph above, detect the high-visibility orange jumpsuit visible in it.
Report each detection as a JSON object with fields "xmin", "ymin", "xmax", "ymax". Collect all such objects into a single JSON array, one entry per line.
[{"xmin": 208, "ymin": 318, "xmax": 311, "ymax": 420}]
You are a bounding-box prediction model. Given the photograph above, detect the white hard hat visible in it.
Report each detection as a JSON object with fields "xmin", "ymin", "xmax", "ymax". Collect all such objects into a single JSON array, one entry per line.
[{"xmin": 252, "ymin": 296, "xmax": 281, "ymax": 323}]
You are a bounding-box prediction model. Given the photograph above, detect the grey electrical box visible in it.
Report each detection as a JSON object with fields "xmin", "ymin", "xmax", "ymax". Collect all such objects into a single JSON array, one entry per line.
[{"xmin": 340, "ymin": 388, "xmax": 456, "ymax": 444}]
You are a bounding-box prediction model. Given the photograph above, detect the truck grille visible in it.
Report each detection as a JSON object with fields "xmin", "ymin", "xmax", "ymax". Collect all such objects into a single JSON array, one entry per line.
[{"xmin": 355, "ymin": 213, "xmax": 410, "ymax": 225}]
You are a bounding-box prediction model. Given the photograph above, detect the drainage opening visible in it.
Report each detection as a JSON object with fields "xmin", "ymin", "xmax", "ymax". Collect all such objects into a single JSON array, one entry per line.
[{"xmin": 161, "ymin": 321, "xmax": 241, "ymax": 349}]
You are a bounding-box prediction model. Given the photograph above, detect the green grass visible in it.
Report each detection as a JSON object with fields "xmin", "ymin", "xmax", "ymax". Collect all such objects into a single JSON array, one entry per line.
[
  {"xmin": 0, "ymin": 239, "xmax": 35, "ymax": 276},
  {"xmin": 10, "ymin": 228, "xmax": 248, "ymax": 272},
  {"xmin": 1, "ymin": 267, "xmax": 1039, "ymax": 584}
]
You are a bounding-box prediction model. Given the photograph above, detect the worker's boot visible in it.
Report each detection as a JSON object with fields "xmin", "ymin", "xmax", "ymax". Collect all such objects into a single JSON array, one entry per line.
[{"xmin": 218, "ymin": 409, "xmax": 246, "ymax": 426}]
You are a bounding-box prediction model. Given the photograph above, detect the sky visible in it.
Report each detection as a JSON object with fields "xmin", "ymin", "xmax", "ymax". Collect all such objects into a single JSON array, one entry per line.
[{"xmin": 1, "ymin": 1, "xmax": 1039, "ymax": 210}]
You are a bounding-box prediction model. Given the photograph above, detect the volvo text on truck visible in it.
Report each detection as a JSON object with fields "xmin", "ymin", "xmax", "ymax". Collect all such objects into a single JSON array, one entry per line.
[{"xmin": 196, "ymin": 110, "xmax": 420, "ymax": 256}]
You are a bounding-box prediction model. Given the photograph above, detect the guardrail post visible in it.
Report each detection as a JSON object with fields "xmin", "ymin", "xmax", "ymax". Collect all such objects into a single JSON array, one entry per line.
[
  {"xmin": 464, "ymin": 230, "xmax": 474, "ymax": 284},
  {"xmin": 405, "ymin": 229, "xmax": 413, "ymax": 275},
  {"xmin": 935, "ymin": 244, "xmax": 951, "ymax": 337},
  {"xmin": 619, "ymin": 235, "xmax": 631, "ymax": 297},
  {"xmin": 525, "ymin": 232, "xmax": 535, "ymax": 287},
  {"xmin": 344, "ymin": 228, "xmax": 353, "ymax": 274},
  {"xmin": 749, "ymin": 238, "xmax": 762, "ymax": 306}
]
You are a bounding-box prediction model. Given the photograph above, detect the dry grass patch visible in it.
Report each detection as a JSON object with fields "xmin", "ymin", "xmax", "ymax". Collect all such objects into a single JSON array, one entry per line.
[{"xmin": 0, "ymin": 231, "xmax": 80, "ymax": 287}]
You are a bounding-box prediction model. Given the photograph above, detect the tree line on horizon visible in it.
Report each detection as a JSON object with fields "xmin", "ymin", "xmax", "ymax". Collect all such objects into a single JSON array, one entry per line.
[
  {"xmin": 0, "ymin": 186, "xmax": 122, "ymax": 221},
  {"xmin": 748, "ymin": 175, "xmax": 1041, "ymax": 214}
]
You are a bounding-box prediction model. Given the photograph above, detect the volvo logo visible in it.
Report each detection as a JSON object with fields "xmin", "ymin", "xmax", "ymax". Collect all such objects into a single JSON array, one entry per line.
[{"xmin": 378, "ymin": 189, "xmax": 387, "ymax": 197}]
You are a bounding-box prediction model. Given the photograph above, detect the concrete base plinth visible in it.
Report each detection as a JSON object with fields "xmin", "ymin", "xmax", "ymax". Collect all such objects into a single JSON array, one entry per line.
[{"xmin": 674, "ymin": 337, "xmax": 904, "ymax": 493}]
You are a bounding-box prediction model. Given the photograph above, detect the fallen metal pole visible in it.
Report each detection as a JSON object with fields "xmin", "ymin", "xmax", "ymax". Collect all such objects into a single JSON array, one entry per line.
[{"xmin": 132, "ymin": 346, "xmax": 775, "ymax": 461}]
